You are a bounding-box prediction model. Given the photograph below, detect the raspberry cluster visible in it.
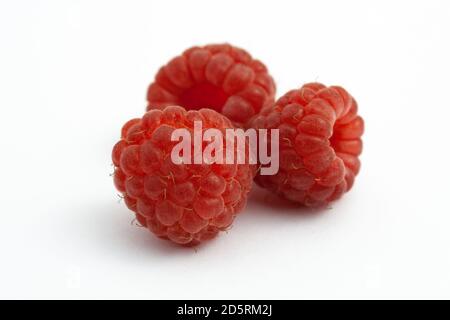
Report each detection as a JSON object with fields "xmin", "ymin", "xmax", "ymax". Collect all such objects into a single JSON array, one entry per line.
[
  {"xmin": 112, "ymin": 43, "xmax": 365, "ymax": 245},
  {"xmin": 147, "ymin": 44, "xmax": 276, "ymax": 128},
  {"xmin": 112, "ymin": 106, "xmax": 253, "ymax": 245},
  {"xmin": 250, "ymin": 83, "xmax": 364, "ymax": 207}
]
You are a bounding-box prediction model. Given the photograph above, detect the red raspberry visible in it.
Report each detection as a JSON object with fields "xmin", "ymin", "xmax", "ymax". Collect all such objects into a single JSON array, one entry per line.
[
  {"xmin": 147, "ymin": 43, "xmax": 276, "ymax": 128},
  {"xmin": 250, "ymin": 83, "xmax": 364, "ymax": 207},
  {"xmin": 112, "ymin": 106, "xmax": 253, "ymax": 245}
]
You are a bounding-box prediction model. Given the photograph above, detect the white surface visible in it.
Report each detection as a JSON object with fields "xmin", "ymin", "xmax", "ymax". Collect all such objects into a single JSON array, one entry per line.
[{"xmin": 1, "ymin": 0, "xmax": 450, "ymax": 299}]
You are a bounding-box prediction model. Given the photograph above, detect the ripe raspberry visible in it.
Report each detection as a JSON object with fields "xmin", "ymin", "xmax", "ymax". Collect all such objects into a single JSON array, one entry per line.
[
  {"xmin": 112, "ymin": 106, "xmax": 253, "ymax": 245},
  {"xmin": 250, "ymin": 83, "xmax": 364, "ymax": 207},
  {"xmin": 147, "ymin": 43, "xmax": 276, "ymax": 128}
]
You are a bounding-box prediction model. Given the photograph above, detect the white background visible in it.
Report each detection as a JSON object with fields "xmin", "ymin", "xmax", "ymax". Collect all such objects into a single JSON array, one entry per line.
[{"xmin": 1, "ymin": 0, "xmax": 449, "ymax": 299}]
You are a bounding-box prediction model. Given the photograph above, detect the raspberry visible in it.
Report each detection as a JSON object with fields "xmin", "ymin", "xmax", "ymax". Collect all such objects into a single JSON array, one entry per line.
[
  {"xmin": 250, "ymin": 83, "xmax": 364, "ymax": 207},
  {"xmin": 112, "ymin": 106, "xmax": 253, "ymax": 245},
  {"xmin": 147, "ymin": 43, "xmax": 276, "ymax": 128}
]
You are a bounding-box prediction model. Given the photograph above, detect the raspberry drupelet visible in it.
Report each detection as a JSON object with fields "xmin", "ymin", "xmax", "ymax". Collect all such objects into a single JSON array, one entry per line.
[
  {"xmin": 112, "ymin": 106, "xmax": 253, "ymax": 245},
  {"xmin": 147, "ymin": 44, "xmax": 276, "ymax": 128},
  {"xmin": 250, "ymin": 83, "xmax": 364, "ymax": 207}
]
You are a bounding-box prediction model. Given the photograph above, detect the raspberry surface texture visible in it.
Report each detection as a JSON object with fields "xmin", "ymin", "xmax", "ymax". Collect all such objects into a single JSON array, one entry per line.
[
  {"xmin": 112, "ymin": 106, "xmax": 253, "ymax": 245},
  {"xmin": 147, "ymin": 43, "xmax": 276, "ymax": 128},
  {"xmin": 250, "ymin": 83, "xmax": 364, "ymax": 207}
]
